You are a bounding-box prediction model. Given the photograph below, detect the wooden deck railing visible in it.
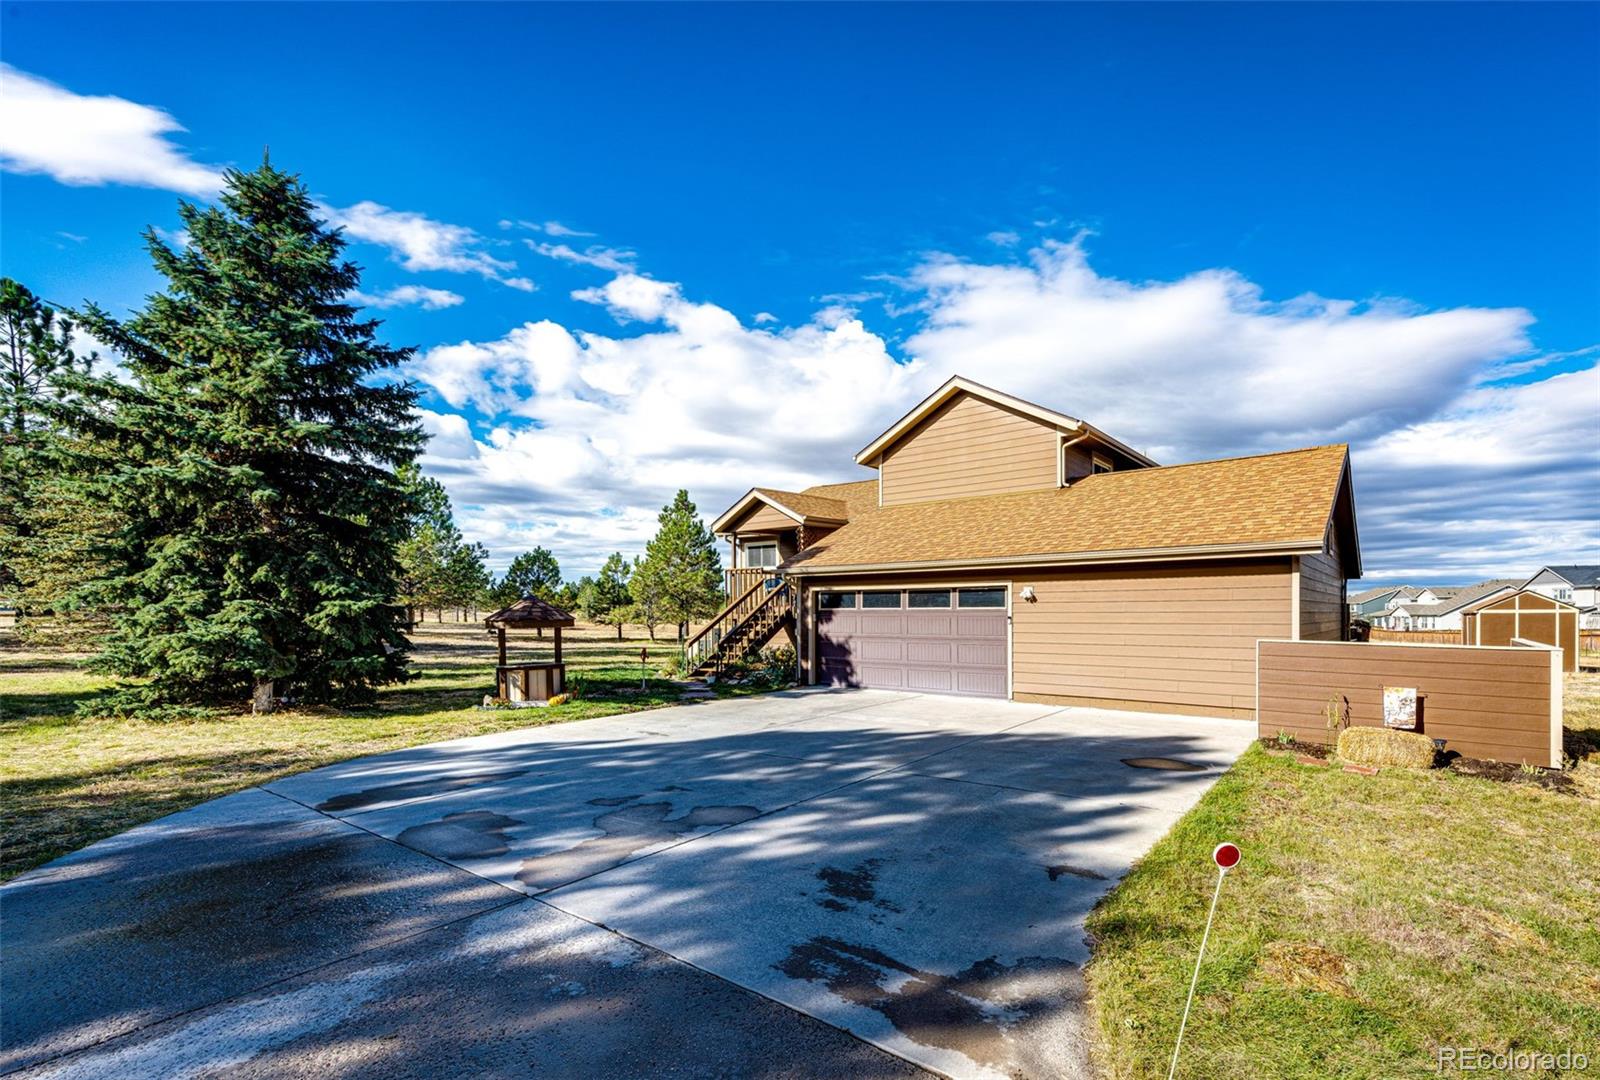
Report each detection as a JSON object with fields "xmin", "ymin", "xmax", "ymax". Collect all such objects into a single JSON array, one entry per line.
[
  {"xmin": 725, "ymin": 567, "xmax": 774, "ymax": 599},
  {"xmin": 685, "ymin": 573, "xmax": 787, "ymax": 675}
]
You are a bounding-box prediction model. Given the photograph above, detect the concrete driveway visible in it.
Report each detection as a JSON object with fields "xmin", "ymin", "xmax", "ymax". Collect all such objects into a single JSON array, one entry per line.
[{"xmin": 2, "ymin": 689, "xmax": 1253, "ymax": 1079}]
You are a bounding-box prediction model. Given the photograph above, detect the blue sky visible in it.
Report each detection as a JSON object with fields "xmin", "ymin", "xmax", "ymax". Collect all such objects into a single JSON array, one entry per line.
[{"xmin": 3, "ymin": 2, "xmax": 1597, "ymax": 582}]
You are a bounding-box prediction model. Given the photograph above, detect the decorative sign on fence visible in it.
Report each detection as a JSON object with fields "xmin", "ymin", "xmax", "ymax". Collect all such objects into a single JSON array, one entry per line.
[{"xmin": 1383, "ymin": 686, "xmax": 1418, "ymax": 729}]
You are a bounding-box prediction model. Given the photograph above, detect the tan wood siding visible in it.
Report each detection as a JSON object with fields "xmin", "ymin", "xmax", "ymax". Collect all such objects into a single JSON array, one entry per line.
[
  {"xmin": 800, "ymin": 560, "xmax": 1292, "ymax": 718},
  {"xmin": 1298, "ymin": 527, "xmax": 1346, "ymax": 641},
  {"xmin": 1257, "ymin": 640, "xmax": 1561, "ymax": 766},
  {"xmin": 879, "ymin": 392, "xmax": 1060, "ymax": 506},
  {"xmin": 1010, "ymin": 560, "xmax": 1292, "ymax": 718},
  {"xmin": 733, "ymin": 503, "xmax": 801, "ymax": 533}
]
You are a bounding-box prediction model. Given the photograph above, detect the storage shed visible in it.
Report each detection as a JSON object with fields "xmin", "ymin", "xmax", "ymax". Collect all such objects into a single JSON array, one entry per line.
[{"xmin": 1462, "ymin": 589, "xmax": 1581, "ymax": 673}]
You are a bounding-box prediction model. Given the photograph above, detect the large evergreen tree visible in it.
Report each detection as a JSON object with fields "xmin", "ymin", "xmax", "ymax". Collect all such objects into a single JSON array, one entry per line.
[
  {"xmin": 72, "ymin": 162, "xmax": 423, "ymax": 711},
  {"xmin": 632, "ymin": 490, "xmax": 723, "ymax": 643}
]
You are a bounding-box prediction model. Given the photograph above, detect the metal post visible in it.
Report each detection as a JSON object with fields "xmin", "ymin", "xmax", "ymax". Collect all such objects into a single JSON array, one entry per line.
[{"xmin": 1169, "ymin": 843, "xmax": 1239, "ymax": 1080}]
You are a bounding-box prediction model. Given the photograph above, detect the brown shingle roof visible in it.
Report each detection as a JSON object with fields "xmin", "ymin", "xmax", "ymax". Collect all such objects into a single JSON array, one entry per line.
[
  {"xmin": 485, "ymin": 595, "xmax": 576, "ymax": 627},
  {"xmin": 786, "ymin": 445, "xmax": 1350, "ymax": 572},
  {"xmin": 750, "ymin": 487, "xmax": 850, "ymax": 522},
  {"xmin": 799, "ymin": 478, "xmax": 879, "ymax": 519}
]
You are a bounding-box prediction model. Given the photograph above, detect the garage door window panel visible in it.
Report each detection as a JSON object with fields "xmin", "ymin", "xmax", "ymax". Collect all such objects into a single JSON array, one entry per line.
[
  {"xmin": 958, "ymin": 587, "xmax": 1006, "ymax": 608},
  {"xmin": 862, "ymin": 591, "xmax": 903, "ymax": 609},
  {"xmin": 908, "ymin": 589, "xmax": 951, "ymax": 609},
  {"xmin": 818, "ymin": 591, "xmax": 857, "ymax": 609}
]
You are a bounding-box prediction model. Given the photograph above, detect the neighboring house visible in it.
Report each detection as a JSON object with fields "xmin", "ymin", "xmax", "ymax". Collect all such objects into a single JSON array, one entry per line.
[
  {"xmin": 1381, "ymin": 579, "xmax": 1521, "ymax": 631},
  {"xmin": 1523, "ymin": 565, "xmax": 1600, "ymax": 629},
  {"xmin": 1350, "ymin": 586, "xmax": 1406, "ymax": 619},
  {"xmin": 706, "ymin": 375, "xmax": 1360, "ymax": 719}
]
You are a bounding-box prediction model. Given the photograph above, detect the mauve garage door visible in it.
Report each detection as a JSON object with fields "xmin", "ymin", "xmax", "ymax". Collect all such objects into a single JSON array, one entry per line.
[{"xmin": 817, "ymin": 594, "xmax": 1008, "ymax": 698}]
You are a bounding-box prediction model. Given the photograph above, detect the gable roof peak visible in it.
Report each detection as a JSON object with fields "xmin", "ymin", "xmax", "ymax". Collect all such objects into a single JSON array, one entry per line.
[{"xmin": 853, "ymin": 375, "xmax": 1157, "ymax": 469}]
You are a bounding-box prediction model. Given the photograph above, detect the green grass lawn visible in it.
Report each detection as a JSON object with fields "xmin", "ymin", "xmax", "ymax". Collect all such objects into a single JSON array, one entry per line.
[
  {"xmin": 1086, "ymin": 670, "xmax": 1600, "ymax": 1078},
  {"xmin": 0, "ymin": 620, "xmax": 737, "ymax": 881}
]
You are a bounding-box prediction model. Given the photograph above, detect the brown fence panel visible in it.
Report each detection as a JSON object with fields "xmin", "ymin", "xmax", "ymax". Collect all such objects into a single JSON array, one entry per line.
[
  {"xmin": 1257, "ymin": 640, "xmax": 1562, "ymax": 768},
  {"xmin": 1583, "ymin": 631, "xmax": 1600, "ymax": 656},
  {"xmin": 1368, "ymin": 628, "xmax": 1464, "ymax": 645}
]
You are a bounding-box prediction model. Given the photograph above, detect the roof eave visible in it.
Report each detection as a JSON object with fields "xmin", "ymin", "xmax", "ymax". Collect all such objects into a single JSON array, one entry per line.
[{"xmin": 784, "ymin": 538, "xmax": 1325, "ymax": 576}]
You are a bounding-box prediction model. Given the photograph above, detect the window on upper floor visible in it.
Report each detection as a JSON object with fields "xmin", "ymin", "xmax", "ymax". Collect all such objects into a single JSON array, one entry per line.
[
  {"xmin": 743, "ymin": 543, "xmax": 778, "ymax": 569},
  {"xmin": 1091, "ymin": 452, "xmax": 1114, "ymax": 475}
]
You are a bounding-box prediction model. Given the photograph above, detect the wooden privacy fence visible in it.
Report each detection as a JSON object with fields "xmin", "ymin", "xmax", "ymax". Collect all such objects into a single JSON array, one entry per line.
[
  {"xmin": 1583, "ymin": 631, "xmax": 1600, "ymax": 656},
  {"xmin": 1368, "ymin": 628, "xmax": 1464, "ymax": 645},
  {"xmin": 1257, "ymin": 639, "xmax": 1563, "ymax": 768}
]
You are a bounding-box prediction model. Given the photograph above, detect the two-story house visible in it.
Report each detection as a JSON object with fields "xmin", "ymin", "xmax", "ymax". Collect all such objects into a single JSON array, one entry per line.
[
  {"xmin": 698, "ymin": 377, "xmax": 1360, "ymax": 720},
  {"xmin": 1523, "ymin": 565, "xmax": 1600, "ymax": 629}
]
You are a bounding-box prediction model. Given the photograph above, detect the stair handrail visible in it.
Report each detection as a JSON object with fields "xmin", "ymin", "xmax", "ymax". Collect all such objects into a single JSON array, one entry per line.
[{"xmin": 684, "ymin": 578, "xmax": 792, "ymax": 675}]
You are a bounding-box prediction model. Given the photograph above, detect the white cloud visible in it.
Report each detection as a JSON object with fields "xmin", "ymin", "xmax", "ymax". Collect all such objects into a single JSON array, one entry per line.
[
  {"xmin": 347, "ymin": 285, "xmax": 465, "ymax": 311},
  {"xmin": 499, "ymin": 218, "xmax": 594, "ymax": 238},
  {"xmin": 986, "ymin": 230, "xmax": 1021, "ymax": 247},
  {"xmin": 322, "ymin": 201, "xmax": 530, "ymax": 290},
  {"xmin": 753, "ymin": 311, "xmax": 778, "ymax": 325},
  {"xmin": 0, "ymin": 64, "xmax": 222, "ymax": 195},
  {"xmin": 411, "ymin": 275, "xmax": 915, "ymax": 573},
  {"xmin": 410, "ymin": 240, "xmax": 1590, "ymax": 581},
  {"xmin": 902, "ymin": 238, "xmax": 1534, "ymax": 462},
  {"xmin": 524, "ymin": 239, "xmax": 636, "ymax": 273}
]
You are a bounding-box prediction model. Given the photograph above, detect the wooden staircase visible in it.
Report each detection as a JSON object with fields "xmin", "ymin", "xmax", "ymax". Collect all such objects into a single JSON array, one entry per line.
[{"xmin": 683, "ymin": 576, "xmax": 793, "ymax": 678}]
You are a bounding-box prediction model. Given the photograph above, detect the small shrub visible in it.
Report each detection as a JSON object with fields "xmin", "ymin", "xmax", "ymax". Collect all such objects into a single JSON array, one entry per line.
[
  {"xmin": 658, "ymin": 653, "xmax": 683, "ymax": 679},
  {"xmin": 1336, "ymin": 726, "xmax": 1436, "ymax": 770},
  {"xmin": 1323, "ymin": 695, "xmax": 1351, "ymax": 746}
]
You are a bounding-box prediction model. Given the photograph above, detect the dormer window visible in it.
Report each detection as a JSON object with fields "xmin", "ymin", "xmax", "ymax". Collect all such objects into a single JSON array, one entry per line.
[{"xmin": 1091, "ymin": 452, "xmax": 1114, "ymax": 475}]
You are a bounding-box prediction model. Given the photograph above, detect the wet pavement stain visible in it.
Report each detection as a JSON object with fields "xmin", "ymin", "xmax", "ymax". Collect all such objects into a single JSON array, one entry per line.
[
  {"xmin": 397, "ymin": 810, "xmax": 523, "ymax": 861},
  {"xmin": 516, "ymin": 802, "xmax": 761, "ymax": 892},
  {"xmin": 1120, "ymin": 756, "xmax": 1205, "ymax": 772},
  {"xmin": 775, "ymin": 937, "xmax": 1081, "ymax": 1070},
  {"xmin": 815, "ymin": 860, "xmax": 902, "ymax": 914},
  {"xmin": 1046, "ymin": 864, "xmax": 1107, "ymax": 882},
  {"xmin": 315, "ymin": 769, "xmax": 530, "ymax": 813}
]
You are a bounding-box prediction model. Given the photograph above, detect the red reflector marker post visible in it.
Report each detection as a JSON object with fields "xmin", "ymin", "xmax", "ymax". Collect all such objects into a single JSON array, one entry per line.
[{"xmin": 1167, "ymin": 842, "xmax": 1241, "ymax": 1080}]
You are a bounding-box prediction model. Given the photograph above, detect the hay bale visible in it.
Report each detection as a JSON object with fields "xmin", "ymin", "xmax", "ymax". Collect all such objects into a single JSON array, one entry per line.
[{"xmin": 1336, "ymin": 726, "xmax": 1436, "ymax": 770}]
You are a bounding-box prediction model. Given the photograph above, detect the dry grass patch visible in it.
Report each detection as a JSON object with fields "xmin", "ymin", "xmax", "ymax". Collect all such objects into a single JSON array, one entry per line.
[
  {"xmin": 0, "ymin": 621, "xmax": 756, "ymax": 880},
  {"xmin": 1086, "ymin": 670, "xmax": 1600, "ymax": 1079}
]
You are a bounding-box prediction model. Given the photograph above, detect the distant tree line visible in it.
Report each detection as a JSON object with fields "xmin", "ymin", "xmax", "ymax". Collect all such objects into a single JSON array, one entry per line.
[{"xmin": 0, "ymin": 161, "xmax": 728, "ymax": 716}]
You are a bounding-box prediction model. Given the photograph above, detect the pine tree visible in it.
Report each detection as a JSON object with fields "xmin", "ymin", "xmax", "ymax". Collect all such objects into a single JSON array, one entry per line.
[
  {"xmin": 0, "ymin": 277, "xmax": 107, "ymax": 634},
  {"xmin": 492, "ymin": 548, "xmax": 562, "ymax": 608},
  {"xmin": 632, "ymin": 490, "xmax": 724, "ymax": 643},
  {"xmin": 72, "ymin": 162, "xmax": 423, "ymax": 711},
  {"xmin": 577, "ymin": 552, "xmax": 632, "ymax": 639}
]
